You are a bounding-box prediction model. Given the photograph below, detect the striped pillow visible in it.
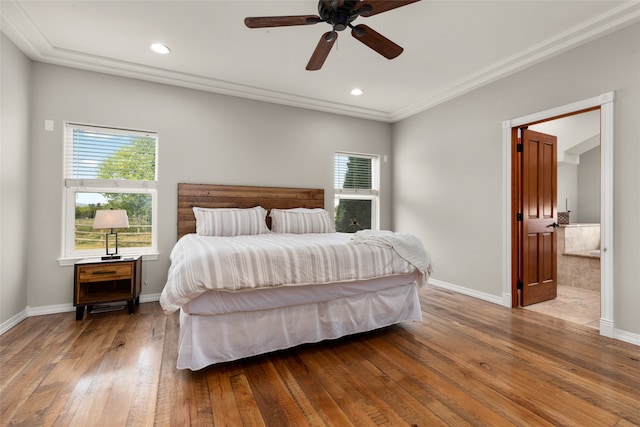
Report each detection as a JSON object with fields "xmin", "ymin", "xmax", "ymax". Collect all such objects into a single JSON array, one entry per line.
[
  {"xmin": 193, "ymin": 206, "xmax": 269, "ymax": 236},
  {"xmin": 270, "ymin": 208, "xmax": 335, "ymax": 234}
]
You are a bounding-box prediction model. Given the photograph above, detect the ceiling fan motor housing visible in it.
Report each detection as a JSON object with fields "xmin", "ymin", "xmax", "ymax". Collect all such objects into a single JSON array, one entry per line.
[{"xmin": 318, "ymin": 0, "xmax": 360, "ymax": 31}]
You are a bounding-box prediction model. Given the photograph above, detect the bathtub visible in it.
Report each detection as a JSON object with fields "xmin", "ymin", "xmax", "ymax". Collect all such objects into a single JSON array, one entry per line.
[{"xmin": 557, "ymin": 224, "xmax": 600, "ymax": 290}]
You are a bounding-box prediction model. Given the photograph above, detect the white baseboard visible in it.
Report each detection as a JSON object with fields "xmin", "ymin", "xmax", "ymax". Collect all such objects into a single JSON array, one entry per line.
[
  {"xmin": 1, "ymin": 293, "xmax": 162, "ymax": 335},
  {"xmin": 27, "ymin": 303, "xmax": 75, "ymax": 317},
  {"xmin": 614, "ymin": 328, "xmax": 640, "ymax": 347},
  {"xmin": 600, "ymin": 318, "xmax": 614, "ymax": 338},
  {"xmin": 428, "ymin": 278, "xmax": 504, "ymax": 306},
  {"xmin": 0, "ymin": 309, "xmax": 27, "ymax": 335},
  {"xmin": 139, "ymin": 293, "xmax": 161, "ymax": 303}
]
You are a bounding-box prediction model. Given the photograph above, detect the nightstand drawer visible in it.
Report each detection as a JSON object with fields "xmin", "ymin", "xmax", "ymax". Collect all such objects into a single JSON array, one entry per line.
[{"xmin": 78, "ymin": 263, "xmax": 133, "ymax": 282}]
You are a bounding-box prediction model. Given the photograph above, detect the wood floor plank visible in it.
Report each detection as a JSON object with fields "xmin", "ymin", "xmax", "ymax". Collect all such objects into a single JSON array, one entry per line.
[
  {"xmin": 305, "ymin": 341, "xmax": 418, "ymax": 426},
  {"xmin": 374, "ymin": 328, "xmax": 555, "ymax": 426},
  {"xmin": 415, "ymin": 292, "xmax": 640, "ymax": 423},
  {"xmin": 275, "ymin": 353, "xmax": 352, "ymax": 426},
  {"xmin": 341, "ymin": 340, "xmax": 457, "ymax": 425},
  {"xmin": 67, "ymin": 319, "xmax": 140, "ymax": 426},
  {"xmin": 417, "ymin": 313, "xmax": 618, "ymax": 424},
  {"xmin": 207, "ymin": 365, "xmax": 246, "ymax": 426},
  {"xmin": 124, "ymin": 310, "xmax": 166, "ymax": 427},
  {"xmin": 0, "ymin": 315, "xmax": 81, "ymax": 423},
  {"xmin": 154, "ymin": 311, "xmax": 192, "ymax": 426},
  {"xmin": 294, "ymin": 345, "xmax": 394, "ymax": 426},
  {"xmin": 228, "ymin": 368, "xmax": 267, "ymax": 426},
  {"xmin": 2, "ymin": 286, "xmax": 639, "ymax": 426},
  {"xmin": 0, "ymin": 313, "xmax": 71, "ymax": 389},
  {"xmin": 359, "ymin": 332, "xmax": 529, "ymax": 426},
  {"xmin": 188, "ymin": 370, "xmax": 216, "ymax": 426},
  {"xmin": 264, "ymin": 356, "xmax": 329, "ymax": 426}
]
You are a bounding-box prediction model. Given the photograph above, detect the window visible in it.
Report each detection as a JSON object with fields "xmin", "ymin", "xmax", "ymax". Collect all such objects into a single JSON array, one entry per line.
[
  {"xmin": 61, "ymin": 123, "xmax": 158, "ymax": 263},
  {"xmin": 334, "ymin": 152, "xmax": 379, "ymax": 232}
]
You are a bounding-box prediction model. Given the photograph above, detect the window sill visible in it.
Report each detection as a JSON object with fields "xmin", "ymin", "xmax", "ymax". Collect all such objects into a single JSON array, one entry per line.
[{"xmin": 58, "ymin": 252, "xmax": 159, "ymax": 267}]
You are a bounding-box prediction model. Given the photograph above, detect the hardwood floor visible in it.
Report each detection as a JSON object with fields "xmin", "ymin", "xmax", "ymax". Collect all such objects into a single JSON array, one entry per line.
[{"xmin": 1, "ymin": 286, "xmax": 639, "ymax": 426}]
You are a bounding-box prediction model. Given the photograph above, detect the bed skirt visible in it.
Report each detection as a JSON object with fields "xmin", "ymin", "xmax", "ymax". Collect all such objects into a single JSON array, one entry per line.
[{"xmin": 177, "ymin": 283, "xmax": 422, "ymax": 370}]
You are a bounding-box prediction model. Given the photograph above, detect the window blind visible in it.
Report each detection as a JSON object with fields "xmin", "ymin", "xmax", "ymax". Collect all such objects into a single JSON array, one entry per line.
[
  {"xmin": 64, "ymin": 123, "xmax": 157, "ymax": 181},
  {"xmin": 334, "ymin": 154, "xmax": 372, "ymax": 190}
]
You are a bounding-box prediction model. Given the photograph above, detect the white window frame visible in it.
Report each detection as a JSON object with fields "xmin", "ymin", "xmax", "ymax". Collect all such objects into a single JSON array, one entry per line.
[
  {"xmin": 59, "ymin": 123, "xmax": 159, "ymax": 265},
  {"xmin": 334, "ymin": 151, "xmax": 380, "ymax": 230}
]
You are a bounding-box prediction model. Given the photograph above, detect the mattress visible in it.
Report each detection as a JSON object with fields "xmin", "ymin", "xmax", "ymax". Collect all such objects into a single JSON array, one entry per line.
[{"xmin": 182, "ymin": 271, "xmax": 419, "ymax": 315}]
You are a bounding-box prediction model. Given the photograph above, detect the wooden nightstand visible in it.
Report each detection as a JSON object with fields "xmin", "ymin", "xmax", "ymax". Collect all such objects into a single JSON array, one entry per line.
[{"xmin": 73, "ymin": 256, "xmax": 142, "ymax": 320}]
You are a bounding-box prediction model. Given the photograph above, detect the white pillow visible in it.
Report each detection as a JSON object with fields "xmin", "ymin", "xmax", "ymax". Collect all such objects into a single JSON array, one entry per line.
[
  {"xmin": 193, "ymin": 206, "xmax": 269, "ymax": 236},
  {"xmin": 270, "ymin": 208, "xmax": 335, "ymax": 234}
]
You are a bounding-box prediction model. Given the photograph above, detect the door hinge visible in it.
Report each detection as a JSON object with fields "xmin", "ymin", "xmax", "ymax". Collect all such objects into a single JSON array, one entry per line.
[
  {"xmin": 516, "ymin": 143, "xmax": 523, "ymax": 153},
  {"xmin": 517, "ymin": 213, "xmax": 523, "ymax": 221},
  {"xmin": 517, "ymin": 280, "xmax": 523, "ymax": 290}
]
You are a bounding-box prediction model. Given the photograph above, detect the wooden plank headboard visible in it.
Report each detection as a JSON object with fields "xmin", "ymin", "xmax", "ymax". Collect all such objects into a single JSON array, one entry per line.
[{"xmin": 177, "ymin": 183, "xmax": 325, "ymax": 240}]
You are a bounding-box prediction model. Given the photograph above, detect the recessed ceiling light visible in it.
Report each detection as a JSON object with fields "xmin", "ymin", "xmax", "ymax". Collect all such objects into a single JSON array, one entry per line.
[
  {"xmin": 150, "ymin": 43, "xmax": 171, "ymax": 55},
  {"xmin": 350, "ymin": 88, "xmax": 364, "ymax": 96}
]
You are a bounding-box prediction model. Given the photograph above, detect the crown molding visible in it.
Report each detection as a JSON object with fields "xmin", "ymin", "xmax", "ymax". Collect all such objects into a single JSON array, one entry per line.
[
  {"xmin": 3, "ymin": 0, "xmax": 639, "ymax": 123},
  {"xmin": 390, "ymin": 2, "xmax": 640, "ymax": 122}
]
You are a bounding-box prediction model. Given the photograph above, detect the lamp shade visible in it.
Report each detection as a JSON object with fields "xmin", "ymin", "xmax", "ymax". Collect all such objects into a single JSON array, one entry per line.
[{"xmin": 93, "ymin": 209, "xmax": 129, "ymax": 230}]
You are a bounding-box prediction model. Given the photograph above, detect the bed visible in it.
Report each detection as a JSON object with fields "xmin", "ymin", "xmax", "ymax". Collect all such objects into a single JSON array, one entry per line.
[{"xmin": 160, "ymin": 183, "xmax": 432, "ymax": 370}]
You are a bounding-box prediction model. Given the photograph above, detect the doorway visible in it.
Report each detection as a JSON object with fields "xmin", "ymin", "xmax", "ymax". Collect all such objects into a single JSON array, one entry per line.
[
  {"xmin": 502, "ymin": 92, "xmax": 614, "ymax": 338},
  {"xmin": 524, "ymin": 111, "xmax": 601, "ymax": 328}
]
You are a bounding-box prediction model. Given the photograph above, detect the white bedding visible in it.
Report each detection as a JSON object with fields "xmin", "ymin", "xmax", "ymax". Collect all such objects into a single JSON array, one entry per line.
[
  {"xmin": 178, "ymin": 282, "xmax": 422, "ymax": 369},
  {"xmin": 183, "ymin": 271, "xmax": 418, "ymax": 315},
  {"xmin": 162, "ymin": 230, "xmax": 432, "ymax": 369},
  {"xmin": 160, "ymin": 232, "xmax": 430, "ymax": 313}
]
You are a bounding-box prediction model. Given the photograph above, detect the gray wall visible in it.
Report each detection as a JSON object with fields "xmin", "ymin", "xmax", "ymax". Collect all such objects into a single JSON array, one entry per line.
[
  {"xmin": 392, "ymin": 22, "xmax": 640, "ymax": 335},
  {"xmin": 20, "ymin": 61, "xmax": 392, "ymax": 310},
  {"xmin": 577, "ymin": 146, "xmax": 601, "ymax": 223},
  {"xmin": 558, "ymin": 163, "xmax": 578, "ymax": 220},
  {"xmin": 1, "ymin": 34, "xmax": 31, "ymax": 325}
]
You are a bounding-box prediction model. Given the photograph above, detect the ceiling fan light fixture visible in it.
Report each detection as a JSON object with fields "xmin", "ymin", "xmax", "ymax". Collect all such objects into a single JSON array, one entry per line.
[
  {"xmin": 150, "ymin": 43, "xmax": 171, "ymax": 55},
  {"xmin": 350, "ymin": 88, "xmax": 364, "ymax": 96}
]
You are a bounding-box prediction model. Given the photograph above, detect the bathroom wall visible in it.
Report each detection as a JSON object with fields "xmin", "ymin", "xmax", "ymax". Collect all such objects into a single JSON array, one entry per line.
[
  {"xmin": 558, "ymin": 163, "xmax": 578, "ymax": 220},
  {"xmin": 577, "ymin": 146, "xmax": 601, "ymax": 223}
]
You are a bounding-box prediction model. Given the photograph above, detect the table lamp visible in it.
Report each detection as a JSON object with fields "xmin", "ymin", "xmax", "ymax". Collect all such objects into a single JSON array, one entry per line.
[{"xmin": 93, "ymin": 209, "xmax": 129, "ymax": 260}]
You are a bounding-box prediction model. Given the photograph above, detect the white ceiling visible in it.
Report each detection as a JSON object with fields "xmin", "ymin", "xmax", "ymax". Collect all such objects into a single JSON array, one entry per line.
[{"xmin": 3, "ymin": 1, "xmax": 640, "ymax": 122}]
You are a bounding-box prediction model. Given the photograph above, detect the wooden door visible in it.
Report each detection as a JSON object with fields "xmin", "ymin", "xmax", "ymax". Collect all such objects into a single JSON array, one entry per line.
[{"xmin": 519, "ymin": 129, "xmax": 558, "ymax": 306}]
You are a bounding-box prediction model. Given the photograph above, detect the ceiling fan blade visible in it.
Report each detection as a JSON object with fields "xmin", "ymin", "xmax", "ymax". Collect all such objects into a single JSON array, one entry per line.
[
  {"xmin": 244, "ymin": 15, "xmax": 322, "ymax": 28},
  {"xmin": 356, "ymin": 0, "xmax": 420, "ymax": 17},
  {"xmin": 351, "ymin": 24, "xmax": 403, "ymax": 59},
  {"xmin": 306, "ymin": 32, "xmax": 338, "ymax": 71}
]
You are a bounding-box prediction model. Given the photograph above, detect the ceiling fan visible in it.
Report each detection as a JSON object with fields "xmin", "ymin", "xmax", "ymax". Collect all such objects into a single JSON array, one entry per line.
[{"xmin": 244, "ymin": 0, "xmax": 420, "ymax": 71}]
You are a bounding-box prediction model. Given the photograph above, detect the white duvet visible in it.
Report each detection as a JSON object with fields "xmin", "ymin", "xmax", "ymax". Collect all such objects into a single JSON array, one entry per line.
[{"xmin": 160, "ymin": 232, "xmax": 431, "ymax": 313}]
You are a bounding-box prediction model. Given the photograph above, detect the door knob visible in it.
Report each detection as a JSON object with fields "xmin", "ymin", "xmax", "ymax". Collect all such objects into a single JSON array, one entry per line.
[{"xmin": 547, "ymin": 222, "xmax": 559, "ymax": 228}]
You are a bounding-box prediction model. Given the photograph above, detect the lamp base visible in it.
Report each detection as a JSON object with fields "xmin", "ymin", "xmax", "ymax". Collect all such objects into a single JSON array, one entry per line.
[{"xmin": 101, "ymin": 254, "xmax": 122, "ymax": 260}]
